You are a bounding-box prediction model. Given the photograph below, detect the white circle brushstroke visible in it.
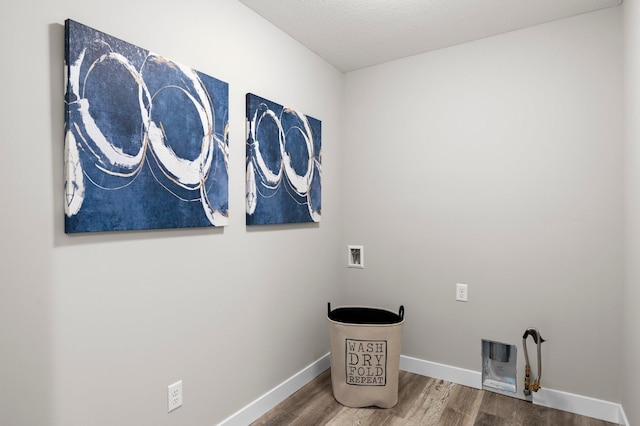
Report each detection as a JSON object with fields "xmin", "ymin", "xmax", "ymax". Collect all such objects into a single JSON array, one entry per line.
[
  {"xmin": 246, "ymin": 161, "xmax": 258, "ymax": 215},
  {"xmin": 250, "ymin": 107, "xmax": 285, "ymax": 188},
  {"xmin": 64, "ymin": 44, "xmax": 228, "ymax": 227},
  {"xmin": 142, "ymin": 55, "xmax": 227, "ymax": 226},
  {"xmin": 79, "ymin": 49, "xmax": 150, "ymax": 173},
  {"xmin": 145, "ymin": 56, "xmax": 214, "ymax": 189},
  {"xmin": 64, "ymin": 130, "xmax": 85, "ymax": 216},
  {"xmin": 281, "ymin": 108, "xmax": 314, "ymax": 196}
]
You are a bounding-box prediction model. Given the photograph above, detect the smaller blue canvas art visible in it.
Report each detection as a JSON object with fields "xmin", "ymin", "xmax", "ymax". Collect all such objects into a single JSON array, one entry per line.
[
  {"xmin": 64, "ymin": 19, "xmax": 229, "ymax": 233},
  {"xmin": 245, "ymin": 93, "xmax": 321, "ymax": 225}
]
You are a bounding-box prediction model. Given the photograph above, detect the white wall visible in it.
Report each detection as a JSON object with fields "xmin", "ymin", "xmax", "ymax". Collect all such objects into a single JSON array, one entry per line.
[
  {"xmin": 342, "ymin": 7, "xmax": 623, "ymax": 403},
  {"xmin": 623, "ymin": 1, "xmax": 640, "ymax": 425},
  {"xmin": 0, "ymin": 1, "xmax": 343, "ymax": 425}
]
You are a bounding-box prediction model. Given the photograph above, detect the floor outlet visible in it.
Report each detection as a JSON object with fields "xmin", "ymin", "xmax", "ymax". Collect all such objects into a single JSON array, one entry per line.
[
  {"xmin": 168, "ymin": 380, "xmax": 183, "ymax": 412},
  {"xmin": 456, "ymin": 283, "xmax": 468, "ymax": 302}
]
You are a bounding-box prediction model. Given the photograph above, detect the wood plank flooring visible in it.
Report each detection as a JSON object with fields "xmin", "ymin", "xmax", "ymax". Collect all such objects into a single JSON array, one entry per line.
[{"xmin": 251, "ymin": 369, "xmax": 620, "ymax": 426}]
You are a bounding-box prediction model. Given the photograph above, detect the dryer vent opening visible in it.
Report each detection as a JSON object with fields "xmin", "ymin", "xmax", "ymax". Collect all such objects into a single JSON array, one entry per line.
[{"xmin": 482, "ymin": 339, "xmax": 517, "ymax": 395}]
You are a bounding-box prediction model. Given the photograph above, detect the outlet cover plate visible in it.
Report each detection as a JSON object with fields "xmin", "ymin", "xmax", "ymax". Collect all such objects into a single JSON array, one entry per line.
[
  {"xmin": 168, "ymin": 380, "xmax": 183, "ymax": 412},
  {"xmin": 456, "ymin": 283, "xmax": 468, "ymax": 302}
]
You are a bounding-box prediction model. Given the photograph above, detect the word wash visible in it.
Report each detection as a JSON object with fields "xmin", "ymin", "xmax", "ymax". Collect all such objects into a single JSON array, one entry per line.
[{"xmin": 345, "ymin": 339, "xmax": 387, "ymax": 386}]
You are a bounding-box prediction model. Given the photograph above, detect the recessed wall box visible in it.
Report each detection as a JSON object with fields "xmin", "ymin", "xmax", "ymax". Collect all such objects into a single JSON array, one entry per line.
[
  {"xmin": 347, "ymin": 245, "xmax": 364, "ymax": 268},
  {"xmin": 481, "ymin": 339, "xmax": 517, "ymax": 396}
]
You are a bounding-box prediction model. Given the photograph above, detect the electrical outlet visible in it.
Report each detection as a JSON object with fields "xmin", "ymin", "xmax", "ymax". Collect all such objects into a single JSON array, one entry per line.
[
  {"xmin": 456, "ymin": 283, "xmax": 468, "ymax": 302},
  {"xmin": 168, "ymin": 380, "xmax": 183, "ymax": 412}
]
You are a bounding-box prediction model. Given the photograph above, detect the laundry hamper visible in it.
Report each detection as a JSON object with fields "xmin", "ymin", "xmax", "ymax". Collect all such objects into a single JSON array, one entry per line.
[{"xmin": 327, "ymin": 303, "xmax": 404, "ymax": 408}]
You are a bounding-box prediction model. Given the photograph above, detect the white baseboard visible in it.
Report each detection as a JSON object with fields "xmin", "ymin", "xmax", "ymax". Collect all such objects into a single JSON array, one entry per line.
[
  {"xmin": 619, "ymin": 405, "xmax": 630, "ymax": 426},
  {"xmin": 216, "ymin": 353, "xmax": 628, "ymax": 426},
  {"xmin": 216, "ymin": 353, "xmax": 330, "ymax": 426},
  {"xmin": 533, "ymin": 387, "xmax": 628, "ymax": 426},
  {"xmin": 400, "ymin": 355, "xmax": 627, "ymax": 426},
  {"xmin": 400, "ymin": 355, "xmax": 482, "ymax": 390}
]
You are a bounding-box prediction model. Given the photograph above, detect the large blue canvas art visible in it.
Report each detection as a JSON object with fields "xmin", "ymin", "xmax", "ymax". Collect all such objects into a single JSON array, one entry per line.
[
  {"xmin": 64, "ymin": 20, "xmax": 229, "ymax": 233},
  {"xmin": 245, "ymin": 93, "xmax": 321, "ymax": 225}
]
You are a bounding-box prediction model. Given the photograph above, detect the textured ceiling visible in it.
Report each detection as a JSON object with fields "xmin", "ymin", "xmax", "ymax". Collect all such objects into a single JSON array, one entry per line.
[{"xmin": 237, "ymin": 0, "xmax": 622, "ymax": 72}]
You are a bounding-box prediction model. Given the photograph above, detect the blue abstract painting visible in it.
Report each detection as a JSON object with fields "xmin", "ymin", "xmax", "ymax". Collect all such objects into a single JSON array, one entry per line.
[
  {"xmin": 64, "ymin": 20, "xmax": 229, "ymax": 233},
  {"xmin": 245, "ymin": 93, "xmax": 321, "ymax": 225}
]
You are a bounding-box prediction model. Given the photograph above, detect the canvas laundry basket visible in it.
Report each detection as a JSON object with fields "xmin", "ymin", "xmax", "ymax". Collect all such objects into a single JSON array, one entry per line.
[{"xmin": 327, "ymin": 303, "xmax": 404, "ymax": 408}]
